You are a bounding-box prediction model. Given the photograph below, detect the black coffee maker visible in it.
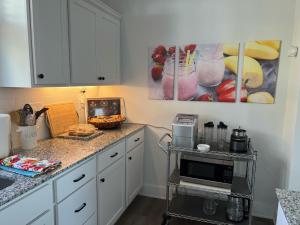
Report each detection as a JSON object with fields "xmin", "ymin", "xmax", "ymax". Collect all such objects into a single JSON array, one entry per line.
[{"xmin": 230, "ymin": 128, "xmax": 248, "ymax": 153}]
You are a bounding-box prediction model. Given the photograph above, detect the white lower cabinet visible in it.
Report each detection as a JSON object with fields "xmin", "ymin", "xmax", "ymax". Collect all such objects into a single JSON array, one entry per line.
[
  {"xmin": 98, "ymin": 157, "xmax": 126, "ymax": 225},
  {"xmin": 0, "ymin": 183, "xmax": 53, "ymax": 225},
  {"xmin": 276, "ymin": 202, "xmax": 288, "ymax": 225},
  {"xmin": 84, "ymin": 213, "xmax": 97, "ymax": 225},
  {"xmin": 29, "ymin": 211, "xmax": 54, "ymax": 225},
  {"xmin": 0, "ymin": 129, "xmax": 145, "ymax": 225},
  {"xmin": 126, "ymin": 143, "xmax": 144, "ymax": 206},
  {"xmin": 57, "ymin": 178, "xmax": 97, "ymax": 225}
]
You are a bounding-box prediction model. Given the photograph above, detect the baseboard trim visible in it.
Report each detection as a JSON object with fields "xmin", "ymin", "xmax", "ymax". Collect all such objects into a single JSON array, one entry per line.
[
  {"xmin": 140, "ymin": 183, "xmax": 166, "ymax": 199},
  {"xmin": 252, "ymin": 200, "xmax": 275, "ymax": 220}
]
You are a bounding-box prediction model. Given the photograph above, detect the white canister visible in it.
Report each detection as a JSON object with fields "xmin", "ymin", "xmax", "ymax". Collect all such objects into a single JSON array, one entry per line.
[
  {"xmin": 17, "ymin": 125, "xmax": 37, "ymax": 150},
  {"xmin": 0, "ymin": 114, "xmax": 11, "ymax": 158}
]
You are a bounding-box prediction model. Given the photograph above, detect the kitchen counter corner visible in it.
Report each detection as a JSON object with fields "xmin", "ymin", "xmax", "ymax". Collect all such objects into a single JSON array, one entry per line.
[
  {"xmin": 276, "ymin": 188, "xmax": 300, "ymax": 225},
  {"xmin": 0, "ymin": 123, "xmax": 145, "ymax": 207}
]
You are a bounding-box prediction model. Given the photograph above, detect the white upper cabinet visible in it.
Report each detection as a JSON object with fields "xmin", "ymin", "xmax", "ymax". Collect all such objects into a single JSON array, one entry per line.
[
  {"xmin": 0, "ymin": 0, "xmax": 70, "ymax": 87},
  {"xmin": 96, "ymin": 9, "xmax": 120, "ymax": 85},
  {"xmin": 0, "ymin": 0, "xmax": 120, "ymax": 87},
  {"xmin": 30, "ymin": 0, "xmax": 70, "ymax": 86},
  {"xmin": 69, "ymin": 0, "xmax": 98, "ymax": 85},
  {"xmin": 69, "ymin": 0, "xmax": 121, "ymax": 85}
]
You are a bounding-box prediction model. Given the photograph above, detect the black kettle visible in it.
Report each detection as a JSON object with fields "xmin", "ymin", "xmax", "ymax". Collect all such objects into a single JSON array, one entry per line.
[{"xmin": 230, "ymin": 128, "xmax": 248, "ymax": 153}]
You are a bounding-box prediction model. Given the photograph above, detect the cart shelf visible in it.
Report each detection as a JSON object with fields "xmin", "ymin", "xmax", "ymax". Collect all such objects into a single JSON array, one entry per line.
[
  {"xmin": 170, "ymin": 142, "xmax": 257, "ymax": 161},
  {"xmin": 169, "ymin": 169, "xmax": 253, "ymax": 199},
  {"xmin": 168, "ymin": 194, "xmax": 249, "ymax": 225}
]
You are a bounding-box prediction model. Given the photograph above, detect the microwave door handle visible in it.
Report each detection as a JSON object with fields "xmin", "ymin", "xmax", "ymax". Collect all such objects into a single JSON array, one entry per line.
[{"xmin": 158, "ymin": 133, "xmax": 172, "ymax": 154}]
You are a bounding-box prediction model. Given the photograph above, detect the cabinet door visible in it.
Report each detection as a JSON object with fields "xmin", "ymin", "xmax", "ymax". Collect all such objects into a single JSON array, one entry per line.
[
  {"xmin": 126, "ymin": 144, "xmax": 144, "ymax": 206},
  {"xmin": 69, "ymin": 0, "xmax": 99, "ymax": 85},
  {"xmin": 30, "ymin": 0, "xmax": 69, "ymax": 85},
  {"xmin": 29, "ymin": 211, "xmax": 54, "ymax": 225},
  {"xmin": 96, "ymin": 11, "xmax": 120, "ymax": 84},
  {"xmin": 98, "ymin": 157, "xmax": 125, "ymax": 225},
  {"xmin": 84, "ymin": 213, "xmax": 97, "ymax": 225}
]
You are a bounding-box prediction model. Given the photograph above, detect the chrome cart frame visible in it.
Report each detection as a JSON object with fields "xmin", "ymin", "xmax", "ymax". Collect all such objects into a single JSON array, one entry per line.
[{"xmin": 158, "ymin": 133, "xmax": 257, "ymax": 225}]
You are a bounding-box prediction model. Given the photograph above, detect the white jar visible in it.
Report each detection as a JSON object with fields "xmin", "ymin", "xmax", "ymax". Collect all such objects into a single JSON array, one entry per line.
[{"xmin": 17, "ymin": 125, "xmax": 37, "ymax": 150}]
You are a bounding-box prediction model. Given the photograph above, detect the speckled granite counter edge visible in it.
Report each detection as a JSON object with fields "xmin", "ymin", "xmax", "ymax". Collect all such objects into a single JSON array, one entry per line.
[{"xmin": 276, "ymin": 188, "xmax": 300, "ymax": 225}]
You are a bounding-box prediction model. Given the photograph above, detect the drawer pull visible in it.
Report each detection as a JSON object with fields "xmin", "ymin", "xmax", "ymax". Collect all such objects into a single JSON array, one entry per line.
[
  {"xmin": 134, "ymin": 138, "xmax": 140, "ymax": 142},
  {"xmin": 100, "ymin": 178, "xmax": 105, "ymax": 183},
  {"xmin": 110, "ymin": 152, "xmax": 118, "ymax": 158},
  {"xmin": 74, "ymin": 203, "xmax": 87, "ymax": 213},
  {"xmin": 128, "ymin": 157, "xmax": 132, "ymax": 160},
  {"xmin": 73, "ymin": 174, "xmax": 86, "ymax": 183}
]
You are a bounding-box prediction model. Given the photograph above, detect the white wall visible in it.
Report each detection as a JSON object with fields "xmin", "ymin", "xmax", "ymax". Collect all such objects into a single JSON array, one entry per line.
[
  {"xmin": 101, "ymin": 0, "xmax": 296, "ymax": 218},
  {"xmin": 0, "ymin": 87, "xmax": 98, "ymax": 147},
  {"xmin": 287, "ymin": 0, "xmax": 300, "ymax": 191}
]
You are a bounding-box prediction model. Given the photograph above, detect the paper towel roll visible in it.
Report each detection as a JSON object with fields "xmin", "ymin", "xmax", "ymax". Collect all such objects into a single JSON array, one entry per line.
[{"xmin": 0, "ymin": 114, "xmax": 11, "ymax": 159}]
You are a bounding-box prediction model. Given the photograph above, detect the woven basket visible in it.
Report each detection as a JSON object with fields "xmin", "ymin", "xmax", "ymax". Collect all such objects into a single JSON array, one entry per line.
[{"xmin": 88, "ymin": 115, "xmax": 126, "ymax": 130}]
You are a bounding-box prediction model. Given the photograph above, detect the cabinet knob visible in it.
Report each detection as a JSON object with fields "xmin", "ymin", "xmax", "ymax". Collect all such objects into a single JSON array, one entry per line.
[
  {"xmin": 98, "ymin": 76, "xmax": 105, "ymax": 81},
  {"xmin": 37, "ymin": 74, "xmax": 45, "ymax": 79},
  {"xmin": 129, "ymin": 157, "xmax": 132, "ymax": 160},
  {"xmin": 100, "ymin": 178, "xmax": 105, "ymax": 183}
]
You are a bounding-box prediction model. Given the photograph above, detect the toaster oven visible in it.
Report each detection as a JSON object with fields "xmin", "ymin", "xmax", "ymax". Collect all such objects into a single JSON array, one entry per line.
[{"xmin": 172, "ymin": 114, "xmax": 198, "ymax": 148}]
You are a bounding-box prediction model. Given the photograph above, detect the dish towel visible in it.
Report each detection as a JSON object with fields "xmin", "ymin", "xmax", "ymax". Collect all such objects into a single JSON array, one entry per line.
[{"xmin": 0, "ymin": 154, "xmax": 61, "ymax": 177}]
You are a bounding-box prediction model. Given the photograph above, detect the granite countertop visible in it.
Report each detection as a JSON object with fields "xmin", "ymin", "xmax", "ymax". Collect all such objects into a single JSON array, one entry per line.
[
  {"xmin": 276, "ymin": 188, "xmax": 300, "ymax": 225},
  {"xmin": 0, "ymin": 123, "xmax": 144, "ymax": 207}
]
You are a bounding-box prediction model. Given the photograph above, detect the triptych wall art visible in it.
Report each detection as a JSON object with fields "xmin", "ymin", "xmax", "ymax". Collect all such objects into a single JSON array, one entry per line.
[{"xmin": 148, "ymin": 40, "xmax": 281, "ymax": 104}]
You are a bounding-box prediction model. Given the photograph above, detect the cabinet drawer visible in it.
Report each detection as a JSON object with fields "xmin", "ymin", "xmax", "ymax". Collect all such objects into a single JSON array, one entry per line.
[
  {"xmin": 55, "ymin": 158, "xmax": 96, "ymax": 202},
  {"xmin": 0, "ymin": 184, "xmax": 52, "ymax": 225},
  {"xmin": 57, "ymin": 178, "xmax": 97, "ymax": 225},
  {"xmin": 29, "ymin": 210, "xmax": 54, "ymax": 225},
  {"xmin": 84, "ymin": 213, "xmax": 97, "ymax": 225},
  {"xmin": 126, "ymin": 129, "xmax": 144, "ymax": 152},
  {"xmin": 97, "ymin": 139, "xmax": 125, "ymax": 173}
]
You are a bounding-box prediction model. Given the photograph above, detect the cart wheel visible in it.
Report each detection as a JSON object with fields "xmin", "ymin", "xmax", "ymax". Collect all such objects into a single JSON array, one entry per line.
[{"xmin": 161, "ymin": 213, "xmax": 171, "ymax": 225}]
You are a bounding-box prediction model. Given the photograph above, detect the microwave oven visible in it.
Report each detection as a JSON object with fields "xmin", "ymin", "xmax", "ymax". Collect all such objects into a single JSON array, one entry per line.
[{"xmin": 180, "ymin": 153, "xmax": 234, "ymax": 190}]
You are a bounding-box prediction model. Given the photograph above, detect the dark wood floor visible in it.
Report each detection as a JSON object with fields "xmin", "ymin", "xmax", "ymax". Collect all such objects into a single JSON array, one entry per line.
[{"xmin": 116, "ymin": 195, "xmax": 274, "ymax": 225}]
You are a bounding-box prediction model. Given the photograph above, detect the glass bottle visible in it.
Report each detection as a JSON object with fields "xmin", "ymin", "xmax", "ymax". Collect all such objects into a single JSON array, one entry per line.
[
  {"xmin": 217, "ymin": 121, "xmax": 228, "ymax": 150},
  {"xmin": 227, "ymin": 197, "xmax": 244, "ymax": 222},
  {"xmin": 204, "ymin": 122, "xmax": 214, "ymax": 145}
]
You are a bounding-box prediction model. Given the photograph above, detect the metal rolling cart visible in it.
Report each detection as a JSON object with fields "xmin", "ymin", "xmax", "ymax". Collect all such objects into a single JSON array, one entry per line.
[{"xmin": 158, "ymin": 133, "xmax": 257, "ymax": 225}]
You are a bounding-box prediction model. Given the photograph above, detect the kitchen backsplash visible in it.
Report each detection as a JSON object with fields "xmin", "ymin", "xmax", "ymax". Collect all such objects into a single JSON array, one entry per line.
[{"xmin": 0, "ymin": 87, "xmax": 98, "ymax": 148}]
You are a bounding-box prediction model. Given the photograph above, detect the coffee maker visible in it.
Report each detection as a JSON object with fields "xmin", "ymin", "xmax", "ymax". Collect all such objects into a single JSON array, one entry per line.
[{"xmin": 230, "ymin": 128, "xmax": 248, "ymax": 153}]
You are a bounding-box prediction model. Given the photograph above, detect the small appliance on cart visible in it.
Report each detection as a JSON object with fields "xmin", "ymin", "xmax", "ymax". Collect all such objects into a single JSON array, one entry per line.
[
  {"xmin": 86, "ymin": 97, "xmax": 126, "ymax": 129},
  {"xmin": 158, "ymin": 114, "xmax": 257, "ymax": 225}
]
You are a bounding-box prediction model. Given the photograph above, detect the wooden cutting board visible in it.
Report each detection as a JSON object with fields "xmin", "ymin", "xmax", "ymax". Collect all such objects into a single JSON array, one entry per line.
[{"xmin": 45, "ymin": 102, "xmax": 79, "ymax": 137}]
